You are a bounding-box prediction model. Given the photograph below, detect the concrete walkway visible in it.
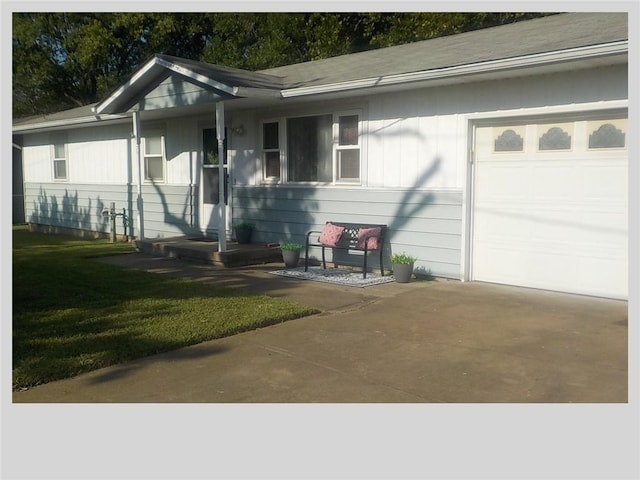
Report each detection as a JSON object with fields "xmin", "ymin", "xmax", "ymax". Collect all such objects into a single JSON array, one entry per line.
[{"xmin": 13, "ymin": 253, "xmax": 628, "ymax": 403}]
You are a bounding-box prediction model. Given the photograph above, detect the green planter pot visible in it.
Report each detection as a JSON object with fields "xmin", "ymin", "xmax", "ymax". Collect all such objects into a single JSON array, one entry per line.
[
  {"xmin": 282, "ymin": 249, "xmax": 301, "ymax": 268},
  {"xmin": 235, "ymin": 227, "xmax": 252, "ymax": 244},
  {"xmin": 392, "ymin": 263, "xmax": 414, "ymax": 283}
]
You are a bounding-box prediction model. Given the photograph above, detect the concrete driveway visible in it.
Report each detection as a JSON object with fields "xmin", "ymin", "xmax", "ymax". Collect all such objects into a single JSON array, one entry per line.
[{"xmin": 12, "ymin": 254, "xmax": 628, "ymax": 403}]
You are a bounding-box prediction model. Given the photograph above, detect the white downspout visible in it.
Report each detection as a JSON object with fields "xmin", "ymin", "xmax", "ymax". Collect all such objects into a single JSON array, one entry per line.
[
  {"xmin": 216, "ymin": 101, "xmax": 227, "ymax": 252},
  {"xmin": 132, "ymin": 111, "xmax": 145, "ymax": 240}
]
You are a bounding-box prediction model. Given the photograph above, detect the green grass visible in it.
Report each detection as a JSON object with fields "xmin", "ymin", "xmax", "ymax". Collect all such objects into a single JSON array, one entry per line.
[{"xmin": 12, "ymin": 226, "xmax": 318, "ymax": 390}]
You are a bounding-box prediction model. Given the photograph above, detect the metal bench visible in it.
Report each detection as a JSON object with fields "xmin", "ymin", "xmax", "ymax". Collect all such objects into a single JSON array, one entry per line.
[{"xmin": 304, "ymin": 222, "xmax": 387, "ymax": 279}]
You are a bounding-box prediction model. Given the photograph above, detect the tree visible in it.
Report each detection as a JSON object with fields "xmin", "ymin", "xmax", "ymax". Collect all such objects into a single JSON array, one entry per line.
[{"xmin": 12, "ymin": 12, "xmax": 552, "ymax": 118}]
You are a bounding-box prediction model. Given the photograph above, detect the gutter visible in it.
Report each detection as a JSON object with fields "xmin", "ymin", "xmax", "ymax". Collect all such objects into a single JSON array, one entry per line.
[
  {"xmin": 281, "ymin": 41, "xmax": 628, "ymax": 98},
  {"xmin": 12, "ymin": 113, "xmax": 130, "ymax": 133}
]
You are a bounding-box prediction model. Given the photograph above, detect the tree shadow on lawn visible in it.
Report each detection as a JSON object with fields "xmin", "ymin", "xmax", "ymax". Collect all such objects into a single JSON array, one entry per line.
[{"xmin": 13, "ymin": 251, "xmax": 315, "ymax": 390}]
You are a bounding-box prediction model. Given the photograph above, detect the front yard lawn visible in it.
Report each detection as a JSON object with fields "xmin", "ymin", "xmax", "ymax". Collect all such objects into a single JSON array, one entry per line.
[{"xmin": 12, "ymin": 226, "xmax": 318, "ymax": 390}]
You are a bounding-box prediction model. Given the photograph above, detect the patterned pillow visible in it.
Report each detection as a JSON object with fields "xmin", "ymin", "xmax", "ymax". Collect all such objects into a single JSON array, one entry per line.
[
  {"xmin": 318, "ymin": 223, "xmax": 345, "ymax": 247},
  {"xmin": 356, "ymin": 227, "xmax": 382, "ymax": 250}
]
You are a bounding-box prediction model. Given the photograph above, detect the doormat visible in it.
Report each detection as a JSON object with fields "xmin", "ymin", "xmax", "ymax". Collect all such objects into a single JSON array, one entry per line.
[{"xmin": 270, "ymin": 267, "xmax": 395, "ymax": 288}]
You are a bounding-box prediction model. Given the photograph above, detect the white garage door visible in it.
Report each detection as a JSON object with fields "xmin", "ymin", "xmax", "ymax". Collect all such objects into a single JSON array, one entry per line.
[{"xmin": 472, "ymin": 115, "xmax": 628, "ymax": 299}]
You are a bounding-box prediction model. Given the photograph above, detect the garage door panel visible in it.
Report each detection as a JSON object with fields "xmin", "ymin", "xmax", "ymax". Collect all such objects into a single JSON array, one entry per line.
[
  {"xmin": 474, "ymin": 207, "xmax": 533, "ymax": 243},
  {"xmin": 581, "ymin": 163, "xmax": 627, "ymax": 201},
  {"xmin": 475, "ymin": 164, "xmax": 530, "ymax": 202},
  {"xmin": 473, "ymin": 117, "xmax": 627, "ymax": 299},
  {"xmin": 531, "ymin": 164, "xmax": 579, "ymax": 202}
]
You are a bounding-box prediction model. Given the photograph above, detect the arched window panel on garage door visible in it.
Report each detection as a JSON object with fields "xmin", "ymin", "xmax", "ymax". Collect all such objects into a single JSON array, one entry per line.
[
  {"xmin": 588, "ymin": 118, "xmax": 627, "ymax": 149},
  {"xmin": 493, "ymin": 126, "xmax": 525, "ymax": 152},
  {"xmin": 538, "ymin": 123, "xmax": 573, "ymax": 151}
]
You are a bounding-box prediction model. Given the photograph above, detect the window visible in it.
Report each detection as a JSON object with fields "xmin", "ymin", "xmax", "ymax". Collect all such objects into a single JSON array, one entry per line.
[
  {"xmin": 494, "ymin": 129, "xmax": 524, "ymax": 152},
  {"xmin": 262, "ymin": 111, "xmax": 361, "ymax": 184},
  {"xmin": 287, "ymin": 114, "xmax": 333, "ymax": 182},
  {"xmin": 538, "ymin": 124, "xmax": 573, "ymax": 151},
  {"xmin": 52, "ymin": 137, "xmax": 67, "ymax": 180},
  {"xmin": 336, "ymin": 114, "xmax": 360, "ymax": 181},
  {"xmin": 588, "ymin": 122, "xmax": 626, "ymax": 149},
  {"xmin": 143, "ymin": 134, "xmax": 165, "ymax": 181},
  {"xmin": 263, "ymin": 122, "xmax": 280, "ymax": 180}
]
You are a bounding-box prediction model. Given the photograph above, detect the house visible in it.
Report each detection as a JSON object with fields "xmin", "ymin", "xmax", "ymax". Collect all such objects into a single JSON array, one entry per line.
[{"xmin": 12, "ymin": 12, "xmax": 629, "ymax": 299}]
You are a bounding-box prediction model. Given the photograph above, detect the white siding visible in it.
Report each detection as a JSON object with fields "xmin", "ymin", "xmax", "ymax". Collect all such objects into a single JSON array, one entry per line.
[
  {"xmin": 364, "ymin": 65, "xmax": 626, "ymax": 191},
  {"xmin": 22, "ymin": 124, "xmax": 132, "ymax": 185},
  {"xmin": 22, "ymin": 133, "xmax": 52, "ymax": 183},
  {"xmin": 67, "ymin": 125, "xmax": 131, "ymax": 184},
  {"xmin": 165, "ymin": 117, "xmax": 198, "ymax": 185},
  {"xmin": 139, "ymin": 75, "xmax": 221, "ymax": 111}
]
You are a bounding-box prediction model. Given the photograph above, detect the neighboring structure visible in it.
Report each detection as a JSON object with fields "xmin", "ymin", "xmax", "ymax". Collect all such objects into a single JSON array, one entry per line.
[{"xmin": 12, "ymin": 12, "xmax": 629, "ymax": 299}]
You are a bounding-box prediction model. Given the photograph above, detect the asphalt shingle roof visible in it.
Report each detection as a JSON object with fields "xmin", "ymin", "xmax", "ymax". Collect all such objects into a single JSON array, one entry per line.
[{"xmin": 260, "ymin": 12, "xmax": 627, "ymax": 88}]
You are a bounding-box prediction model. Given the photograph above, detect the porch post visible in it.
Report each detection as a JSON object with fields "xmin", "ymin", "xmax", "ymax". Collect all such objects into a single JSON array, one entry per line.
[
  {"xmin": 132, "ymin": 111, "xmax": 145, "ymax": 240},
  {"xmin": 216, "ymin": 101, "xmax": 227, "ymax": 252}
]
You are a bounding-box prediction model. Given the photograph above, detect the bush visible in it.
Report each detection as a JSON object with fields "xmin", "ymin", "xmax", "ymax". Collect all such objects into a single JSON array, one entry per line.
[
  {"xmin": 389, "ymin": 252, "xmax": 417, "ymax": 264},
  {"xmin": 280, "ymin": 242, "xmax": 302, "ymax": 251}
]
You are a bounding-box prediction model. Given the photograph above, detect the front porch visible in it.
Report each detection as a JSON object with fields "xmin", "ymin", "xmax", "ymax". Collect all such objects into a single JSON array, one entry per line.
[{"xmin": 134, "ymin": 236, "xmax": 283, "ymax": 268}]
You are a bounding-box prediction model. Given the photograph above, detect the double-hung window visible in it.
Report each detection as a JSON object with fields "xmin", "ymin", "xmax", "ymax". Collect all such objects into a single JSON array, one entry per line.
[
  {"xmin": 261, "ymin": 110, "xmax": 361, "ymax": 184},
  {"xmin": 336, "ymin": 114, "xmax": 360, "ymax": 182},
  {"xmin": 143, "ymin": 133, "xmax": 165, "ymax": 181},
  {"xmin": 262, "ymin": 121, "xmax": 280, "ymax": 181},
  {"xmin": 52, "ymin": 136, "xmax": 67, "ymax": 180}
]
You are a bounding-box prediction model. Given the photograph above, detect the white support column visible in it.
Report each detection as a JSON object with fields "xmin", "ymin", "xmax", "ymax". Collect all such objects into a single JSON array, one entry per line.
[
  {"xmin": 132, "ymin": 111, "xmax": 145, "ymax": 240},
  {"xmin": 216, "ymin": 101, "xmax": 227, "ymax": 252}
]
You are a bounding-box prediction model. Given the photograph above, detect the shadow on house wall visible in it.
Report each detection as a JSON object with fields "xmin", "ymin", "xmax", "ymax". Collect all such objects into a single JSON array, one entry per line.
[{"xmin": 28, "ymin": 187, "xmax": 111, "ymax": 239}]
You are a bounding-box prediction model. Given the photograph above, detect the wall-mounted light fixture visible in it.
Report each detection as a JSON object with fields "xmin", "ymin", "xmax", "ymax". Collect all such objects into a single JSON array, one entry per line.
[{"xmin": 231, "ymin": 125, "xmax": 245, "ymax": 136}]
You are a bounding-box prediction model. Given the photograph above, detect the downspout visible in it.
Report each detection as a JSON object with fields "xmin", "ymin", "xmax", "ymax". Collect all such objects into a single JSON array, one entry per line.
[
  {"xmin": 216, "ymin": 102, "xmax": 227, "ymax": 252},
  {"xmin": 132, "ymin": 111, "xmax": 145, "ymax": 240}
]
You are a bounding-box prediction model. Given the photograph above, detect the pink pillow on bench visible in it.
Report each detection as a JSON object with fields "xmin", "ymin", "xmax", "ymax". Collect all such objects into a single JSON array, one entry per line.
[
  {"xmin": 356, "ymin": 227, "xmax": 382, "ymax": 250},
  {"xmin": 318, "ymin": 223, "xmax": 345, "ymax": 247}
]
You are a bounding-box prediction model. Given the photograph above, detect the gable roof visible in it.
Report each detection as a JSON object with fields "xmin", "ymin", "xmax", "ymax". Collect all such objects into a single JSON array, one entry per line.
[
  {"xmin": 95, "ymin": 54, "xmax": 284, "ymax": 114},
  {"xmin": 13, "ymin": 12, "xmax": 628, "ymax": 131}
]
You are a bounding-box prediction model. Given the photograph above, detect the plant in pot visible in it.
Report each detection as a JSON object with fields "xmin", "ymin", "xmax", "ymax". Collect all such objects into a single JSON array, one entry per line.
[
  {"xmin": 389, "ymin": 252, "xmax": 417, "ymax": 283},
  {"xmin": 280, "ymin": 242, "xmax": 302, "ymax": 268},
  {"xmin": 233, "ymin": 222, "xmax": 254, "ymax": 244}
]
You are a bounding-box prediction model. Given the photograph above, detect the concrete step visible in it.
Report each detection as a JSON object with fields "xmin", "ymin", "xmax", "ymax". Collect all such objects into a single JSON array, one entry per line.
[{"xmin": 134, "ymin": 237, "xmax": 283, "ymax": 268}]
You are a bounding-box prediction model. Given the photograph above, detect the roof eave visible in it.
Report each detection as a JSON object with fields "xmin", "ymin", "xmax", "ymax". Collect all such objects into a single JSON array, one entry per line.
[
  {"xmin": 281, "ymin": 41, "xmax": 628, "ymax": 98},
  {"xmin": 12, "ymin": 113, "xmax": 131, "ymax": 133}
]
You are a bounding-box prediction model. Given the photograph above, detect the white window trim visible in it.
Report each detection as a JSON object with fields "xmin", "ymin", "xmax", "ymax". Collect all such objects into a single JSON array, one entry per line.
[
  {"xmin": 334, "ymin": 110, "xmax": 362, "ymax": 185},
  {"xmin": 260, "ymin": 109, "xmax": 363, "ymax": 185},
  {"xmin": 142, "ymin": 132, "xmax": 166, "ymax": 183},
  {"xmin": 260, "ymin": 119, "xmax": 282, "ymax": 184},
  {"xmin": 51, "ymin": 134, "xmax": 68, "ymax": 181}
]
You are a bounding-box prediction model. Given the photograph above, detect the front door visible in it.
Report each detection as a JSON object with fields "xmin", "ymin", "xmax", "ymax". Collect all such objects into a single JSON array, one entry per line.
[{"xmin": 201, "ymin": 127, "xmax": 229, "ymax": 237}]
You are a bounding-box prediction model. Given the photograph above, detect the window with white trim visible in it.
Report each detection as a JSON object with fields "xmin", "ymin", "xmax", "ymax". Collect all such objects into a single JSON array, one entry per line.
[
  {"xmin": 262, "ymin": 121, "xmax": 280, "ymax": 181},
  {"xmin": 143, "ymin": 133, "xmax": 165, "ymax": 181},
  {"xmin": 336, "ymin": 114, "xmax": 360, "ymax": 181},
  {"xmin": 52, "ymin": 136, "xmax": 67, "ymax": 180},
  {"xmin": 261, "ymin": 110, "xmax": 361, "ymax": 184}
]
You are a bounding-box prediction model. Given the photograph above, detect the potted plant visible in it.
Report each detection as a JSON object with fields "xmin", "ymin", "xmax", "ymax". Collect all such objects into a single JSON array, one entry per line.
[
  {"xmin": 280, "ymin": 242, "xmax": 302, "ymax": 268},
  {"xmin": 389, "ymin": 252, "xmax": 417, "ymax": 283},
  {"xmin": 233, "ymin": 222, "xmax": 254, "ymax": 244}
]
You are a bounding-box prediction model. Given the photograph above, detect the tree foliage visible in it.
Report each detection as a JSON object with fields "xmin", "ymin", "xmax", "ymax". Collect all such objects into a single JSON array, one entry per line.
[{"xmin": 12, "ymin": 12, "xmax": 551, "ymax": 118}]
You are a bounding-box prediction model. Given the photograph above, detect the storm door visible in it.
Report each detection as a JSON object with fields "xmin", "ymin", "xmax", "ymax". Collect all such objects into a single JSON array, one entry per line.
[{"xmin": 201, "ymin": 127, "xmax": 229, "ymax": 237}]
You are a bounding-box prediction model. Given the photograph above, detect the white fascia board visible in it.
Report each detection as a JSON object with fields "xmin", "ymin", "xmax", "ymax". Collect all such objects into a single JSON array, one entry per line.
[
  {"xmin": 94, "ymin": 57, "xmax": 161, "ymax": 115},
  {"xmin": 234, "ymin": 86, "xmax": 283, "ymax": 98},
  {"xmin": 281, "ymin": 41, "xmax": 628, "ymax": 98},
  {"xmin": 156, "ymin": 57, "xmax": 237, "ymax": 97},
  {"xmin": 12, "ymin": 113, "xmax": 130, "ymax": 133}
]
